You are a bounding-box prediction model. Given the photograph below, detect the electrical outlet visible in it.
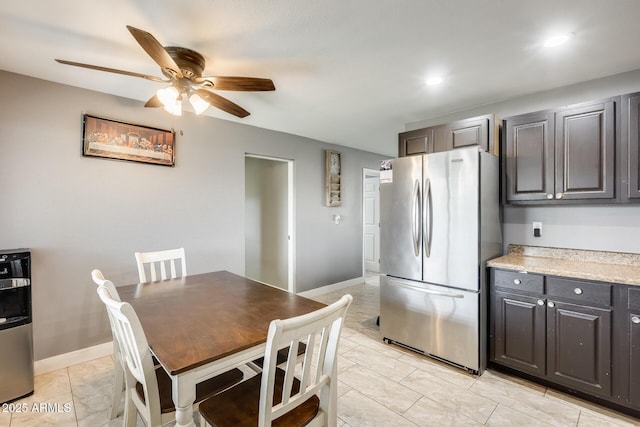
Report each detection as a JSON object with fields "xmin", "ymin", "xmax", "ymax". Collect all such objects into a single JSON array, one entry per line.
[{"xmin": 532, "ymin": 222, "xmax": 542, "ymax": 237}]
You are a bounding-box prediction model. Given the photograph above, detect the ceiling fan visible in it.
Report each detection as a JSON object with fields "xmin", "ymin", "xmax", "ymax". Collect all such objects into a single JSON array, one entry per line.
[{"xmin": 55, "ymin": 26, "xmax": 275, "ymax": 118}]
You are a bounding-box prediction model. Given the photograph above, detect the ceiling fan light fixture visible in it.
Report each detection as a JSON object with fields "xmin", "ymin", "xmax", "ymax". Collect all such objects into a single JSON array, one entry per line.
[
  {"xmin": 189, "ymin": 93, "xmax": 210, "ymax": 115},
  {"xmin": 55, "ymin": 26, "xmax": 275, "ymax": 118},
  {"xmin": 157, "ymin": 86, "xmax": 180, "ymax": 107},
  {"xmin": 163, "ymin": 98, "xmax": 182, "ymax": 116}
]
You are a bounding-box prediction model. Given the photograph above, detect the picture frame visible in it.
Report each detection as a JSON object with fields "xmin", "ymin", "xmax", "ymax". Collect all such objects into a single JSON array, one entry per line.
[
  {"xmin": 325, "ymin": 150, "xmax": 342, "ymax": 206},
  {"xmin": 82, "ymin": 114, "xmax": 175, "ymax": 166}
]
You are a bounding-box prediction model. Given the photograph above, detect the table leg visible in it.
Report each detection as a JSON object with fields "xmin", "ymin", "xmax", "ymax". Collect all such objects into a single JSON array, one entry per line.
[{"xmin": 172, "ymin": 372, "xmax": 197, "ymax": 427}]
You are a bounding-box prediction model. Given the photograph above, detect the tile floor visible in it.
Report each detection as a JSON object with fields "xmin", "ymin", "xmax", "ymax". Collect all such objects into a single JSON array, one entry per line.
[{"xmin": 2, "ymin": 274, "xmax": 640, "ymax": 426}]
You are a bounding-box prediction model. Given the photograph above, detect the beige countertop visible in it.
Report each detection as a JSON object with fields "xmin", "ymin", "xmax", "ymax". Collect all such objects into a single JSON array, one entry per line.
[{"xmin": 487, "ymin": 245, "xmax": 640, "ymax": 286}]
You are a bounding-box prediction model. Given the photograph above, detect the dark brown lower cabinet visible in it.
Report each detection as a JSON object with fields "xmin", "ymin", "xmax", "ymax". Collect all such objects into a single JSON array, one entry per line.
[
  {"xmin": 491, "ymin": 286, "xmax": 612, "ymax": 397},
  {"xmin": 546, "ymin": 301, "xmax": 612, "ymax": 397},
  {"xmin": 488, "ymin": 268, "xmax": 640, "ymax": 413},
  {"xmin": 492, "ymin": 290, "xmax": 545, "ymax": 376},
  {"xmin": 629, "ymin": 312, "xmax": 640, "ymax": 409}
]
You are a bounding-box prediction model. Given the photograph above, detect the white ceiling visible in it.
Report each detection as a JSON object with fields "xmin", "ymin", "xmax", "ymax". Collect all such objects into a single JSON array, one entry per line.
[{"xmin": 2, "ymin": 1, "xmax": 640, "ymax": 156}]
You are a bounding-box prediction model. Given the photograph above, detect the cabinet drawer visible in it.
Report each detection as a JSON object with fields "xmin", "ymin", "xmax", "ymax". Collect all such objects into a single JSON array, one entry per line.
[
  {"xmin": 629, "ymin": 288, "xmax": 640, "ymax": 311},
  {"xmin": 546, "ymin": 277, "xmax": 611, "ymax": 306},
  {"xmin": 493, "ymin": 269, "xmax": 544, "ymax": 294}
]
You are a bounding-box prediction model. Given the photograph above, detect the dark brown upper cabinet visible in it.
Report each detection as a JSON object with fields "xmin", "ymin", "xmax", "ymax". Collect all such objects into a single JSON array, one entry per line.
[
  {"xmin": 504, "ymin": 111, "xmax": 555, "ymax": 202},
  {"xmin": 398, "ymin": 127, "xmax": 433, "ymax": 157},
  {"xmin": 398, "ymin": 114, "xmax": 497, "ymax": 157},
  {"xmin": 622, "ymin": 92, "xmax": 640, "ymax": 201},
  {"xmin": 504, "ymin": 98, "xmax": 617, "ymax": 204}
]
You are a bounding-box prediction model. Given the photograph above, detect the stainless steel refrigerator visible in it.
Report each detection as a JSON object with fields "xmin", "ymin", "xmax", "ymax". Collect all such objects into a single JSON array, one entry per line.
[{"xmin": 379, "ymin": 146, "xmax": 501, "ymax": 375}]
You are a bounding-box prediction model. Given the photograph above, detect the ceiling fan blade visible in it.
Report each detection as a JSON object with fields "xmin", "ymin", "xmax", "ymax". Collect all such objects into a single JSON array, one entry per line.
[
  {"xmin": 55, "ymin": 59, "xmax": 166, "ymax": 82},
  {"xmin": 199, "ymin": 76, "xmax": 275, "ymax": 91},
  {"xmin": 144, "ymin": 94, "xmax": 163, "ymax": 108},
  {"xmin": 196, "ymin": 89, "xmax": 250, "ymax": 118},
  {"xmin": 126, "ymin": 25, "xmax": 183, "ymax": 79}
]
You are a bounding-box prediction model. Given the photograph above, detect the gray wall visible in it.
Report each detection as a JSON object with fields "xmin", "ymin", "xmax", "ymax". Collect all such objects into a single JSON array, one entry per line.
[
  {"xmin": 0, "ymin": 71, "xmax": 386, "ymax": 360},
  {"xmin": 406, "ymin": 69, "xmax": 640, "ymax": 254},
  {"xmin": 503, "ymin": 205, "xmax": 640, "ymax": 253}
]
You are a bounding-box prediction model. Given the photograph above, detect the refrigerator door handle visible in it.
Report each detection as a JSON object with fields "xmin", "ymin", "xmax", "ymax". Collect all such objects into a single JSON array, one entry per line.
[
  {"xmin": 423, "ymin": 178, "xmax": 432, "ymax": 257},
  {"xmin": 389, "ymin": 279, "xmax": 465, "ymax": 298},
  {"xmin": 411, "ymin": 179, "xmax": 421, "ymax": 257}
]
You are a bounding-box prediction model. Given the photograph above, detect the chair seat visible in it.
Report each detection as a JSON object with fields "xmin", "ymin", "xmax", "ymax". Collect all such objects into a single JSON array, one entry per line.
[
  {"xmin": 252, "ymin": 342, "xmax": 307, "ymax": 368},
  {"xmin": 199, "ymin": 368, "xmax": 320, "ymax": 427},
  {"xmin": 136, "ymin": 367, "xmax": 244, "ymax": 414}
]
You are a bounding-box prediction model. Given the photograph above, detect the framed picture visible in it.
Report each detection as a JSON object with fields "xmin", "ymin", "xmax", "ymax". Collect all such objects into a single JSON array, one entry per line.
[
  {"xmin": 82, "ymin": 114, "xmax": 175, "ymax": 166},
  {"xmin": 325, "ymin": 150, "xmax": 342, "ymax": 206}
]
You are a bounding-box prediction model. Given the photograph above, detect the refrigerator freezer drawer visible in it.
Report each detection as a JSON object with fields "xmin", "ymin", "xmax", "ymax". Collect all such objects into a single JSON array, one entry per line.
[
  {"xmin": 380, "ymin": 275, "xmax": 479, "ymax": 372},
  {"xmin": 0, "ymin": 322, "xmax": 34, "ymax": 403}
]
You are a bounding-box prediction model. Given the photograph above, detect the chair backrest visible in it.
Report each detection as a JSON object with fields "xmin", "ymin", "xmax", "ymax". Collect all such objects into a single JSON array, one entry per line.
[
  {"xmin": 91, "ymin": 269, "xmax": 124, "ymax": 365},
  {"xmin": 96, "ymin": 284, "xmax": 162, "ymax": 425},
  {"xmin": 259, "ymin": 294, "xmax": 352, "ymax": 427},
  {"xmin": 134, "ymin": 248, "xmax": 186, "ymax": 283},
  {"xmin": 91, "ymin": 269, "xmax": 121, "ymax": 302}
]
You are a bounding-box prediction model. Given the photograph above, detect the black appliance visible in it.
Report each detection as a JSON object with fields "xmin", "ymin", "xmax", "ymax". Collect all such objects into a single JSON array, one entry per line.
[{"xmin": 0, "ymin": 249, "xmax": 34, "ymax": 403}]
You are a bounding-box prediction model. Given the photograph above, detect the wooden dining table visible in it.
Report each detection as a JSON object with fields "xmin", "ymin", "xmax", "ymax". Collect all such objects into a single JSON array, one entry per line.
[{"xmin": 118, "ymin": 270, "xmax": 327, "ymax": 427}]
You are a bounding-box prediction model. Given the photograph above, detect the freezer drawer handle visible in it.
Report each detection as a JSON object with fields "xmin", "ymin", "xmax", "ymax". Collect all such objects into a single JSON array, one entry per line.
[
  {"xmin": 389, "ymin": 279, "xmax": 464, "ymax": 298},
  {"xmin": 411, "ymin": 179, "xmax": 421, "ymax": 257}
]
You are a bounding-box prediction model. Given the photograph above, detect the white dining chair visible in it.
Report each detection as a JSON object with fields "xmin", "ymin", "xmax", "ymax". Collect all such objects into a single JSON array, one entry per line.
[
  {"xmin": 91, "ymin": 269, "xmax": 125, "ymax": 420},
  {"xmin": 95, "ymin": 282, "xmax": 244, "ymax": 427},
  {"xmin": 198, "ymin": 294, "xmax": 353, "ymax": 427},
  {"xmin": 134, "ymin": 247, "xmax": 186, "ymax": 283}
]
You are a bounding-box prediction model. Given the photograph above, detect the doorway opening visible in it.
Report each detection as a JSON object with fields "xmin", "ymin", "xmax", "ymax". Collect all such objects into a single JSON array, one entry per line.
[
  {"xmin": 245, "ymin": 154, "xmax": 294, "ymax": 292},
  {"xmin": 363, "ymin": 168, "xmax": 380, "ymax": 275}
]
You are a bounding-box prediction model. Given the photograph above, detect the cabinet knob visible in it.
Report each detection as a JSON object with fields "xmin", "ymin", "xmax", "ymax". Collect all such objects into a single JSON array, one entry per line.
[
  {"xmin": 632, "ymin": 316, "xmax": 640, "ymax": 324},
  {"xmin": 548, "ymin": 301, "xmax": 555, "ymax": 308},
  {"xmin": 537, "ymin": 299, "xmax": 545, "ymax": 306},
  {"xmin": 546, "ymin": 193, "xmax": 554, "ymax": 200},
  {"xmin": 513, "ymin": 279, "xmax": 521, "ymax": 285},
  {"xmin": 556, "ymin": 192, "xmax": 564, "ymax": 199},
  {"xmin": 574, "ymin": 288, "xmax": 583, "ymax": 295}
]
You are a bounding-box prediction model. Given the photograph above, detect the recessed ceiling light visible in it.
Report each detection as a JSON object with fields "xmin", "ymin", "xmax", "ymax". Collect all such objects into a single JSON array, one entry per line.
[
  {"xmin": 426, "ymin": 76, "xmax": 444, "ymax": 86},
  {"xmin": 543, "ymin": 32, "xmax": 574, "ymax": 48}
]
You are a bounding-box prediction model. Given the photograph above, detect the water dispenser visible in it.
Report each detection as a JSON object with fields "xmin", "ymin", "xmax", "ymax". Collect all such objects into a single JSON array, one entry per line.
[{"xmin": 0, "ymin": 249, "xmax": 34, "ymax": 403}]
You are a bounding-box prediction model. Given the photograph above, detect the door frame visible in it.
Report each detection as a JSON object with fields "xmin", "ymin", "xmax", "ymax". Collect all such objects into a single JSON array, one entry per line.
[
  {"xmin": 245, "ymin": 153, "xmax": 295, "ymax": 293},
  {"xmin": 362, "ymin": 167, "xmax": 380, "ymax": 277}
]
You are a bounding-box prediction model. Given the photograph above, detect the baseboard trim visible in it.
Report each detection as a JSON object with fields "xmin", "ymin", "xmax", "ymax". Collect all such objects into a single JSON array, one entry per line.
[
  {"xmin": 35, "ymin": 341, "xmax": 113, "ymax": 375},
  {"xmin": 297, "ymin": 276, "xmax": 364, "ymax": 298}
]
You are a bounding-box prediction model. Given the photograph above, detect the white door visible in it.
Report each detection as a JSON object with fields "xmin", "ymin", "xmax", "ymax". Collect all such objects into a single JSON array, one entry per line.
[{"xmin": 364, "ymin": 170, "xmax": 380, "ymax": 273}]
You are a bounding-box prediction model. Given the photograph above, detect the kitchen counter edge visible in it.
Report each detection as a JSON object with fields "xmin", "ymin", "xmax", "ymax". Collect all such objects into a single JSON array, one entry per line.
[{"xmin": 487, "ymin": 245, "xmax": 640, "ymax": 287}]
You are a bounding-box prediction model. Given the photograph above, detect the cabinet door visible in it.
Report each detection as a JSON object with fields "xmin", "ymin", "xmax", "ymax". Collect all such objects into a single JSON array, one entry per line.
[
  {"xmin": 630, "ymin": 312, "xmax": 640, "ymax": 408},
  {"xmin": 546, "ymin": 300, "xmax": 612, "ymax": 397},
  {"xmin": 554, "ymin": 100, "xmax": 615, "ymax": 200},
  {"xmin": 435, "ymin": 115, "xmax": 490, "ymax": 153},
  {"xmin": 492, "ymin": 290, "xmax": 546, "ymax": 376},
  {"xmin": 504, "ymin": 111, "xmax": 555, "ymax": 202},
  {"xmin": 624, "ymin": 93, "xmax": 640, "ymax": 200},
  {"xmin": 398, "ymin": 128, "xmax": 433, "ymax": 157}
]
